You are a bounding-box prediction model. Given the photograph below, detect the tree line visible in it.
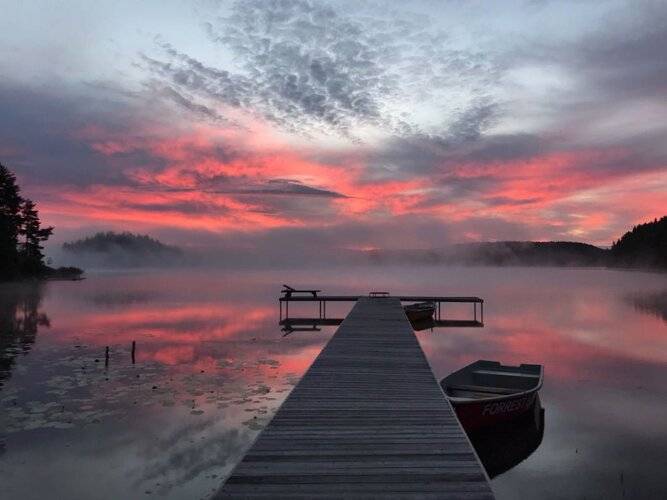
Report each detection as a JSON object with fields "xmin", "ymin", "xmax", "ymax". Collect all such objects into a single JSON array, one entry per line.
[
  {"xmin": 0, "ymin": 163, "xmax": 54, "ymax": 280},
  {"xmin": 611, "ymin": 216, "xmax": 667, "ymax": 269}
]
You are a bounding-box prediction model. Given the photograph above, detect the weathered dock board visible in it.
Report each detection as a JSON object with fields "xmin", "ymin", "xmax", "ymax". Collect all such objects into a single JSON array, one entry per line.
[{"xmin": 217, "ymin": 298, "xmax": 494, "ymax": 499}]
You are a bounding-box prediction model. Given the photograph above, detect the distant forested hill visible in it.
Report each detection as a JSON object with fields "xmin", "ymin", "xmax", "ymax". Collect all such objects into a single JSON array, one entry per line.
[
  {"xmin": 452, "ymin": 241, "xmax": 608, "ymax": 266},
  {"xmin": 62, "ymin": 232, "xmax": 184, "ymax": 267},
  {"xmin": 364, "ymin": 216, "xmax": 666, "ymax": 270},
  {"xmin": 364, "ymin": 241, "xmax": 608, "ymax": 267},
  {"xmin": 611, "ymin": 216, "xmax": 667, "ymax": 269}
]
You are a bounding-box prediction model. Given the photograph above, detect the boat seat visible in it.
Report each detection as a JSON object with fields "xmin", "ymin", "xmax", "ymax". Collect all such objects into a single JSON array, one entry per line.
[
  {"xmin": 445, "ymin": 383, "xmax": 518, "ymax": 395},
  {"xmin": 473, "ymin": 369, "xmax": 540, "ymax": 378}
]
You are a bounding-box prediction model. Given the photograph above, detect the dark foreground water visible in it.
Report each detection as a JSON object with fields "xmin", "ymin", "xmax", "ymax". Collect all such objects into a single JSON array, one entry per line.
[{"xmin": 1, "ymin": 267, "xmax": 665, "ymax": 499}]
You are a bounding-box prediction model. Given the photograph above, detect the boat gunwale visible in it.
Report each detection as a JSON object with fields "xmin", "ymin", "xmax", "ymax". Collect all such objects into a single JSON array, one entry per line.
[
  {"xmin": 441, "ymin": 360, "xmax": 544, "ymax": 405},
  {"xmin": 403, "ymin": 301, "xmax": 436, "ymax": 311}
]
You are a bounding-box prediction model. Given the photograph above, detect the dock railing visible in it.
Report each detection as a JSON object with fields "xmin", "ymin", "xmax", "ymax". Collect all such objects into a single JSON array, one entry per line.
[{"xmin": 279, "ymin": 289, "xmax": 484, "ymax": 330}]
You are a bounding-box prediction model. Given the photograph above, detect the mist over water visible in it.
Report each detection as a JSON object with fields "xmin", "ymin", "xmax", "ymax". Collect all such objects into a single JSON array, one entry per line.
[{"xmin": 0, "ymin": 266, "xmax": 665, "ymax": 499}]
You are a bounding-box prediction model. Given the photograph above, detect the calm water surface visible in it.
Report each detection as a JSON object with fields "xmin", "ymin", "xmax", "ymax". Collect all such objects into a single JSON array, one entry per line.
[{"xmin": 1, "ymin": 267, "xmax": 665, "ymax": 499}]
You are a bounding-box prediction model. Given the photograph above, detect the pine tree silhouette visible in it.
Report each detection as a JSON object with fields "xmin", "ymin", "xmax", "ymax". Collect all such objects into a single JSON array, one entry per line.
[
  {"xmin": 18, "ymin": 199, "xmax": 54, "ymax": 275},
  {"xmin": 0, "ymin": 163, "xmax": 55, "ymax": 279},
  {"xmin": 0, "ymin": 163, "xmax": 23, "ymax": 279}
]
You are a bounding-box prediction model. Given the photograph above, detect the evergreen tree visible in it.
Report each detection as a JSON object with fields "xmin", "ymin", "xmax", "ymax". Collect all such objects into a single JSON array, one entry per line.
[
  {"xmin": 0, "ymin": 163, "xmax": 23, "ymax": 279},
  {"xmin": 1, "ymin": 163, "xmax": 56, "ymax": 279},
  {"xmin": 611, "ymin": 216, "xmax": 667, "ymax": 268},
  {"xmin": 18, "ymin": 199, "xmax": 53, "ymax": 275}
]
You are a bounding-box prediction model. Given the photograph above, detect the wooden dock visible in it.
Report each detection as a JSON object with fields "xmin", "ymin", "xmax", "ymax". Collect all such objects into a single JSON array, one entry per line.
[
  {"xmin": 217, "ymin": 297, "xmax": 494, "ymax": 499},
  {"xmin": 279, "ymin": 292, "xmax": 484, "ymax": 327}
]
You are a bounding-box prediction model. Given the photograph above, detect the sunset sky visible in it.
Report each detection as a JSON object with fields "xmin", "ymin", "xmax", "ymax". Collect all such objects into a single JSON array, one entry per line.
[{"xmin": 1, "ymin": 0, "xmax": 665, "ymax": 257}]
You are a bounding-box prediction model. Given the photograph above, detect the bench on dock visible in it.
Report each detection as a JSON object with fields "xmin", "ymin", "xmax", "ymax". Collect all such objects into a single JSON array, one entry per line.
[{"xmin": 281, "ymin": 284, "xmax": 321, "ymax": 298}]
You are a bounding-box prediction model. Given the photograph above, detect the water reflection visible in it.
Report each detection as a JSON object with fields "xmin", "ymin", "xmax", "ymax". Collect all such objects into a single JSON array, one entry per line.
[
  {"xmin": 627, "ymin": 289, "xmax": 667, "ymax": 322},
  {"xmin": 466, "ymin": 396, "xmax": 545, "ymax": 479},
  {"xmin": 0, "ymin": 267, "xmax": 665, "ymax": 499},
  {"xmin": 280, "ymin": 317, "xmax": 342, "ymax": 334},
  {"xmin": 0, "ymin": 282, "xmax": 50, "ymax": 386},
  {"xmin": 0, "ymin": 272, "xmax": 336, "ymax": 499},
  {"xmin": 413, "ymin": 268, "xmax": 666, "ymax": 499},
  {"xmin": 410, "ymin": 317, "xmax": 436, "ymax": 331}
]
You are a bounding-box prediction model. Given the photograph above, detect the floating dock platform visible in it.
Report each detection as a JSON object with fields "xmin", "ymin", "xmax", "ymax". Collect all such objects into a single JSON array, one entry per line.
[
  {"xmin": 217, "ymin": 297, "xmax": 494, "ymax": 498},
  {"xmin": 279, "ymin": 291, "xmax": 484, "ymax": 328}
]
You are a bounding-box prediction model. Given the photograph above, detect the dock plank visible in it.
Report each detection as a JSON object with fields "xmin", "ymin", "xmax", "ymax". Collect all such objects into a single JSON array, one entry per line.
[{"xmin": 216, "ymin": 298, "xmax": 493, "ymax": 499}]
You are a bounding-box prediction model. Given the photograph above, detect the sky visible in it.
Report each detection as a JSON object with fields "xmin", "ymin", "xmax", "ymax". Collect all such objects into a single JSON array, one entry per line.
[{"xmin": 1, "ymin": 0, "xmax": 665, "ymax": 258}]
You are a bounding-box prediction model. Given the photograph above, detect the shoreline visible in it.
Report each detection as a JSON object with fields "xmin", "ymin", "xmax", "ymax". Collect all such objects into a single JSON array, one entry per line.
[{"xmin": 0, "ymin": 266, "xmax": 85, "ymax": 283}]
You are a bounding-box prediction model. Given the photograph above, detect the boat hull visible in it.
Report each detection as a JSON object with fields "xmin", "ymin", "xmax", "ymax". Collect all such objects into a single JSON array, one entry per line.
[
  {"xmin": 404, "ymin": 302, "xmax": 436, "ymax": 323},
  {"xmin": 451, "ymin": 391, "xmax": 538, "ymax": 430},
  {"xmin": 405, "ymin": 309, "xmax": 435, "ymax": 322},
  {"xmin": 466, "ymin": 395, "xmax": 545, "ymax": 478}
]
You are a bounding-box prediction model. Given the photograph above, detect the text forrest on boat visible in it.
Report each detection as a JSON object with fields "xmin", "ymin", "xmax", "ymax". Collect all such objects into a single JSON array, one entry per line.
[{"xmin": 440, "ymin": 360, "xmax": 544, "ymax": 430}]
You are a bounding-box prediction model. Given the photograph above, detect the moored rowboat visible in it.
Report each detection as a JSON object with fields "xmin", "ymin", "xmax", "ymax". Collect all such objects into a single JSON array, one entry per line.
[
  {"xmin": 440, "ymin": 360, "xmax": 543, "ymax": 430},
  {"xmin": 403, "ymin": 301, "xmax": 436, "ymax": 322}
]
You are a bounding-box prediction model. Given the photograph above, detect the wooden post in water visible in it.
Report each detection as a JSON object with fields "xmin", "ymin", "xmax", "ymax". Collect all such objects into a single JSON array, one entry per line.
[{"xmin": 131, "ymin": 341, "xmax": 136, "ymax": 364}]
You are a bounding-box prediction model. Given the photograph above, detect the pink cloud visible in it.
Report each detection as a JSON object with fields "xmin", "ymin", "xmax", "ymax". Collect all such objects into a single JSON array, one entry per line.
[{"xmin": 30, "ymin": 116, "xmax": 665, "ymax": 246}]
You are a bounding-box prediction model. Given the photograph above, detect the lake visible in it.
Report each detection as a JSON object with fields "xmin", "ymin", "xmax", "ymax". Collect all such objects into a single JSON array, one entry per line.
[{"xmin": 1, "ymin": 266, "xmax": 665, "ymax": 499}]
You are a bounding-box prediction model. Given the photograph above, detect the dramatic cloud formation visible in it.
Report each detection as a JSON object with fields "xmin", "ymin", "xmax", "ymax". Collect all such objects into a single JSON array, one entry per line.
[
  {"xmin": 0, "ymin": 0, "xmax": 665, "ymax": 259},
  {"xmin": 141, "ymin": 0, "xmax": 502, "ymax": 138}
]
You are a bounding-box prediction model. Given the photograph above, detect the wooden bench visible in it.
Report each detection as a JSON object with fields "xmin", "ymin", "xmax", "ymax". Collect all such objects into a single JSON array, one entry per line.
[{"xmin": 281, "ymin": 284, "xmax": 321, "ymax": 298}]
